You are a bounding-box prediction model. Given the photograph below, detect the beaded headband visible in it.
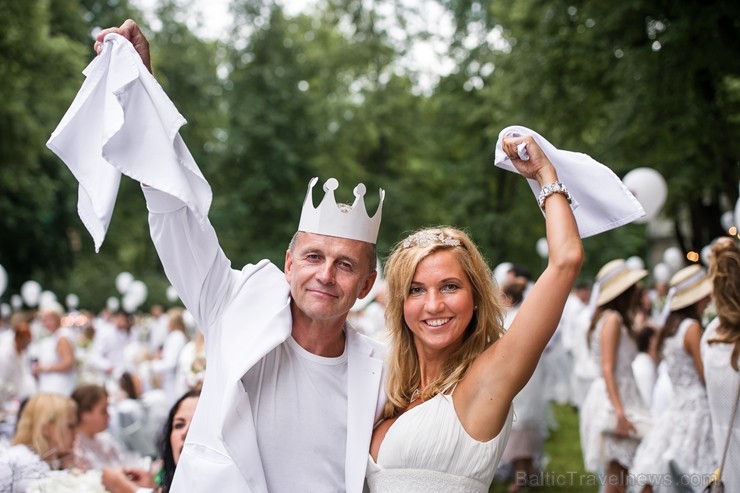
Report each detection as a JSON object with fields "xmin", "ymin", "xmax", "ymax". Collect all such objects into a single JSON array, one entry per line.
[{"xmin": 402, "ymin": 231, "xmax": 461, "ymax": 250}]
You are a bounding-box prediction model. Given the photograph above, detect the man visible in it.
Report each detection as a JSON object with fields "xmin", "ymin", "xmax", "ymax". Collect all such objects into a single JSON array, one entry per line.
[{"xmin": 87, "ymin": 20, "xmax": 388, "ymax": 493}]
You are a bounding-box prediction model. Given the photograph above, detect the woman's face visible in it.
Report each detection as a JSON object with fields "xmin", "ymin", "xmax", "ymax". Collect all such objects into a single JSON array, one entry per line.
[
  {"xmin": 170, "ymin": 396, "xmax": 199, "ymax": 465},
  {"xmin": 403, "ymin": 250, "xmax": 475, "ymax": 357},
  {"xmin": 81, "ymin": 396, "xmax": 110, "ymax": 435}
]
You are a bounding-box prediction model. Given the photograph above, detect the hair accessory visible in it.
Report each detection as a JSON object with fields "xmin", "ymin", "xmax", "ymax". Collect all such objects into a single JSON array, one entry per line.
[
  {"xmin": 402, "ymin": 231, "xmax": 461, "ymax": 250},
  {"xmin": 298, "ymin": 177, "xmax": 384, "ymax": 244},
  {"xmin": 537, "ymin": 182, "xmax": 572, "ymax": 211}
]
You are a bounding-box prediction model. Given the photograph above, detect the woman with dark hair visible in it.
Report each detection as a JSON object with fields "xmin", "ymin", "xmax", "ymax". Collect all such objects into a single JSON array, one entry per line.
[
  {"xmin": 102, "ymin": 389, "xmax": 200, "ymax": 493},
  {"xmin": 579, "ymin": 259, "xmax": 650, "ymax": 493},
  {"xmin": 72, "ymin": 383, "xmax": 126, "ymax": 470}
]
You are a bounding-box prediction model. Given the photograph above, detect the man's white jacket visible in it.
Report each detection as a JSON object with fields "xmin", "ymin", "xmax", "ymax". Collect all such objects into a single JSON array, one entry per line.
[{"xmin": 144, "ymin": 188, "xmax": 387, "ymax": 493}]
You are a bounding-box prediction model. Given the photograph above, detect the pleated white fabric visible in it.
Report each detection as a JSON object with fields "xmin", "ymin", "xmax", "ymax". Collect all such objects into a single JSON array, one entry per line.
[
  {"xmin": 494, "ymin": 126, "xmax": 645, "ymax": 238},
  {"xmin": 47, "ymin": 33, "xmax": 211, "ymax": 252}
]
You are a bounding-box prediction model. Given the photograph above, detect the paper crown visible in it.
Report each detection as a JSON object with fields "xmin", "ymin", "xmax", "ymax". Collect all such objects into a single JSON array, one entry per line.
[{"xmin": 298, "ymin": 177, "xmax": 384, "ymax": 244}]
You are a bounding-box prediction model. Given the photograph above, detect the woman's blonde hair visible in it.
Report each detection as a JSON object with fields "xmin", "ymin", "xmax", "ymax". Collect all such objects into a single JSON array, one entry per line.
[
  {"xmin": 708, "ymin": 237, "xmax": 740, "ymax": 370},
  {"xmin": 12, "ymin": 393, "xmax": 77, "ymax": 460},
  {"xmin": 382, "ymin": 226, "xmax": 504, "ymax": 418}
]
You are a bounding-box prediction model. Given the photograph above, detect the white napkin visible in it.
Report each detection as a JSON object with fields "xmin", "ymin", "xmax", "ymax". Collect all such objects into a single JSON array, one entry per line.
[
  {"xmin": 47, "ymin": 33, "xmax": 212, "ymax": 252},
  {"xmin": 494, "ymin": 125, "xmax": 644, "ymax": 238}
]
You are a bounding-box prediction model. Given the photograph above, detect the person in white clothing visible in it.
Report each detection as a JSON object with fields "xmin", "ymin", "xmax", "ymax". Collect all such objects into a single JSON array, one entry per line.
[
  {"xmin": 88, "ymin": 19, "xmax": 387, "ymax": 493},
  {"xmin": 88, "ymin": 311, "xmax": 141, "ymax": 377},
  {"xmin": 150, "ymin": 308, "xmax": 189, "ymax": 406},
  {"xmin": 33, "ymin": 303, "xmax": 77, "ymax": 396},
  {"xmin": 147, "ymin": 305, "xmax": 170, "ymax": 353},
  {"xmin": 701, "ymin": 237, "xmax": 740, "ymax": 492},
  {"xmin": 367, "ymin": 136, "xmax": 584, "ymax": 492},
  {"xmin": 0, "ymin": 312, "xmax": 36, "ymax": 402}
]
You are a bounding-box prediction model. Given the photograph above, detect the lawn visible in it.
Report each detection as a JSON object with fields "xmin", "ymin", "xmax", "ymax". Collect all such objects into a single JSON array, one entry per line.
[{"xmin": 490, "ymin": 403, "xmax": 600, "ymax": 492}]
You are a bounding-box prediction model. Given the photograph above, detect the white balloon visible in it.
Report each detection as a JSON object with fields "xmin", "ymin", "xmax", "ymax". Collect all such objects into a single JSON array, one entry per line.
[
  {"xmin": 127, "ymin": 280, "xmax": 148, "ymax": 306},
  {"xmin": 166, "ymin": 285, "xmax": 180, "ymax": 303},
  {"xmin": 622, "ymin": 167, "xmax": 668, "ymax": 223},
  {"xmin": 1, "ymin": 303, "xmax": 10, "ymax": 319},
  {"xmin": 115, "ymin": 272, "xmax": 135, "ymax": 295},
  {"xmin": 662, "ymin": 246, "xmax": 684, "ymax": 272},
  {"xmin": 493, "ymin": 262, "xmax": 513, "ymax": 287},
  {"xmin": 535, "ymin": 237, "xmax": 548, "ymax": 259},
  {"xmin": 0, "ymin": 264, "xmax": 7, "ymax": 298},
  {"xmin": 626, "ymin": 256, "xmax": 645, "ymax": 271},
  {"xmin": 122, "ymin": 291, "xmax": 141, "ymax": 313},
  {"xmin": 106, "ymin": 296, "xmax": 120, "ymax": 311},
  {"xmin": 653, "ymin": 262, "xmax": 671, "ymax": 283},
  {"xmin": 39, "ymin": 290, "xmax": 58, "ymax": 309},
  {"xmin": 20, "ymin": 280, "xmax": 42, "ymax": 307},
  {"xmin": 65, "ymin": 293, "xmax": 80, "ymax": 310},
  {"xmin": 701, "ymin": 244, "xmax": 713, "ymax": 266},
  {"xmin": 11, "ymin": 294, "xmax": 23, "ymax": 310},
  {"xmin": 721, "ymin": 211, "xmax": 735, "ymax": 231}
]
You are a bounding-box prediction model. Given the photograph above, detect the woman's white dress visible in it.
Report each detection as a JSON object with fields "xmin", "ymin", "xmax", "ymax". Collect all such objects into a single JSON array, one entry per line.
[
  {"xmin": 631, "ymin": 318, "xmax": 715, "ymax": 491},
  {"xmin": 366, "ymin": 393, "xmax": 514, "ymax": 492},
  {"xmin": 37, "ymin": 328, "xmax": 77, "ymax": 396},
  {"xmin": 580, "ymin": 310, "xmax": 646, "ymax": 472},
  {"xmin": 701, "ymin": 317, "xmax": 740, "ymax": 491}
]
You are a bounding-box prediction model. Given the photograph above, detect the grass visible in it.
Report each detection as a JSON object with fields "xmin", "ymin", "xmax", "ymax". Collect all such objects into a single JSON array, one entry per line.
[{"xmin": 490, "ymin": 403, "xmax": 600, "ymax": 492}]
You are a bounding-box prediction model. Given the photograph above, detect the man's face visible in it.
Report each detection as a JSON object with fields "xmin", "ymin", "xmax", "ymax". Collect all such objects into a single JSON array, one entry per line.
[{"xmin": 285, "ymin": 233, "xmax": 376, "ymax": 324}]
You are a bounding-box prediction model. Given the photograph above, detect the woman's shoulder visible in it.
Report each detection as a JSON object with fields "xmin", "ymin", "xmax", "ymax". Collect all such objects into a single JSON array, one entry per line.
[{"xmin": 1, "ymin": 444, "xmax": 49, "ymax": 471}]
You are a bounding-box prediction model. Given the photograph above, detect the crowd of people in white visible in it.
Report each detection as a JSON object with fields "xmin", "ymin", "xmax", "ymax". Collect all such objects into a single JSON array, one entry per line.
[
  {"xmin": 1, "ymin": 236, "xmax": 738, "ymax": 493},
  {"xmin": 0, "ymin": 301, "xmax": 205, "ymax": 492}
]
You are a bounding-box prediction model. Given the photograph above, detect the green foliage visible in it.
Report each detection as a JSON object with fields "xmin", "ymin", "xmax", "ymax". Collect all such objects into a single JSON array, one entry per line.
[{"xmin": 1, "ymin": 0, "xmax": 738, "ymax": 311}]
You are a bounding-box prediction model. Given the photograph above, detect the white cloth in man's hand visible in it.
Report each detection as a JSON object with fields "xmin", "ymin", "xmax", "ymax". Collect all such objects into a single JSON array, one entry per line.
[
  {"xmin": 47, "ymin": 33, "xmax": 212, "ymax": 251},
  {"xmin": 494, "ymin": 125, "xmax": 645, "ymax": 238}
]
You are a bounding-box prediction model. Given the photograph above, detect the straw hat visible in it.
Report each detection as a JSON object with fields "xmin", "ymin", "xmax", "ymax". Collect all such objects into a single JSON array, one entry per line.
[
  {"xmin": 667, "ymin": 264, "xmax": 712, "ymax": 311},
  {"xmin": 594, "ymin": 259, "xmax": 648, "ymax": 307}
]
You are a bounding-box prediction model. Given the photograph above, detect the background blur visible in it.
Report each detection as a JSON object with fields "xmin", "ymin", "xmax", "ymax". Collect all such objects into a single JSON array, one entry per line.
[{"xmin": 1, "ymin": 0, "xmax": 739, "ymax": 312}]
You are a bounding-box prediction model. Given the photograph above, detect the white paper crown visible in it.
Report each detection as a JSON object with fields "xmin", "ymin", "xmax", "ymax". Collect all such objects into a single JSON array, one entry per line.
[{"xmin": 298, "ymin": 177, "xmax": 384, "ymax": 244}]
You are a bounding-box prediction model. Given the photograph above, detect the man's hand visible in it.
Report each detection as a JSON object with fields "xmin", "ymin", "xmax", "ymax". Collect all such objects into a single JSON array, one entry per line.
[{"xmin": 94, "ymin": 19, "xmax": 152, "ymax": 73}]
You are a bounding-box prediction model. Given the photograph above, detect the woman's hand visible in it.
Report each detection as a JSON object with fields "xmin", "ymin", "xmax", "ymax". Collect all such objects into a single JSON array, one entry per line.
[
  {"xmin": 102, "ymin": 467, "xmax": 156, "ymax": 493},
  {"xmin": 94, "ymin": 19, "xmax": 152, "ymax": 74},
  {"xmin": 613, "ymin": 412, "xmax": 637, "ymax": 438},
  {"xmin": 501, "ymin": 135, "xmax": 558, "ymax": 185}
]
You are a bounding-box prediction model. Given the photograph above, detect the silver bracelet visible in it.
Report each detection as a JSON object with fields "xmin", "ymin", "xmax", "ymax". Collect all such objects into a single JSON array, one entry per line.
[{"xmin": 537, "ymin": 182, "xmax": 572, "ymax": 211}]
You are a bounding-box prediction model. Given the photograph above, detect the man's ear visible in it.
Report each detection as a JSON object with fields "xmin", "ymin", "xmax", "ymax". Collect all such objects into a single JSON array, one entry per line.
[
  {"xmin": 284, "ymin": 249, "xmax": 293, "ymax": 283},
  {"xmin": 358, "ymin": 271, "xmax": 378, "ymax": 300}
]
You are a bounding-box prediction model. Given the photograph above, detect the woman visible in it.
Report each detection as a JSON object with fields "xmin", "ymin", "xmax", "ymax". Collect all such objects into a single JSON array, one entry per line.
[
  {"xmin": 701, "ymin": 237, "xmax": 740, "ymax": 491},
  {"xmin": 0, "ymin": 393, "xmax": 77, "ymax": 492},
  {"xmin": 150, "ymin": 308, "xmax": 189, "ymax": 406},
  {"xmin": 498, "ymin": 279, "xmax": 550, "ymax": 492},
  {"xmin": 72, "ymin": 383, "xmax": 127, "ymax": 470},
  {"xmin": 579, "ymin": 258, "xmax": 650, "ymax": 493},
  {"xmin": 33, "ymin": 302, "xmax": 77, "ymax": 396},
  {"xmin": 102, "ymin": 389, "xmax": 201, "ymax": 493},
  {"xmin": 367, "ymin": 136, "xmax": 584, "ymax": 492},
  {"xmin": 631, "ymin": 264, "xmax": 715, "ymax": 492}
]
